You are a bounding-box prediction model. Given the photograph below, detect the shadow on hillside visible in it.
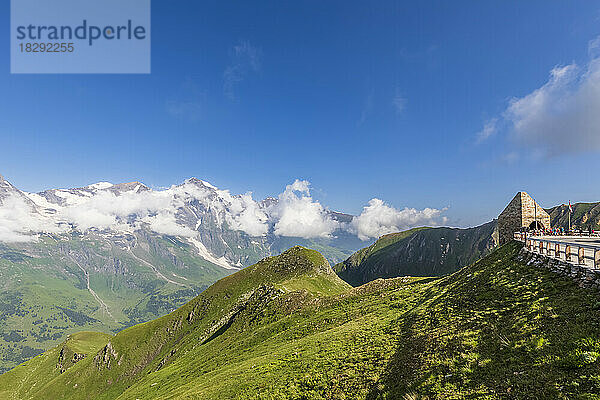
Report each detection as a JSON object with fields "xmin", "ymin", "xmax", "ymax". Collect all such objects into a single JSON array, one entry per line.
[
  {"xmin": 368, "ymin": 247, "xmax": 600, "ymax": 399},
  {"xmin": 366, "ymin": 243, "xmax": 600, "ymax": 399},
  {"xmin": 365, "ymin": 311, "xmax": 428, "ymax": 399},
  {"xmin": 411, "ymin": 277, "xmax": 439, "ymax": 285}
]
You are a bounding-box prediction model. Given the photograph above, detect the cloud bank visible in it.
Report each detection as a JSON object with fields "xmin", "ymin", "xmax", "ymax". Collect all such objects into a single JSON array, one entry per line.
[
  {"xmin": 0, "ymin": 195, "xmax": 62, "ymax": 242},
  {"xmin": 351, "ymin": 198, "xmax": 447, "ymax": 241},
  {"xmin": 481, "ymin": 36, "xmax": 600, "ymax": 156},
  {"xmin": 0, "ymin": 178, "xmax": 447, "ymax": 243}
]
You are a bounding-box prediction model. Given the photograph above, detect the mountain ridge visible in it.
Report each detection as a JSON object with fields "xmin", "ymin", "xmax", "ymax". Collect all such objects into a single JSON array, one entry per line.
[
  {"xmin": 4, "ymin": 242, "xmax": 600, "ymax": 399},
  {"xmin": 335, "ymin": 220, "xmax": 498, "ymax": 286},
  {"xmin": 546, "ymin": 202, "xmax": 600, "ymax": 230},
  {"xmin": 0, "ymin": 175, "xmax": 366, "ymax": 372}
]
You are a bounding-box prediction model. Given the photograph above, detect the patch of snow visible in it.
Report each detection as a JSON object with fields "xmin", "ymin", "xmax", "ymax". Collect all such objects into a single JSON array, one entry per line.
[
  {"xmin": 188, "ymin": 237, "xmax": 239, "ymax": 270},
  {"xmin": 53, "ymin": 190, "xmax": 88, "ymax": 206},
  {"xmin": 25, "ymin": 193, "xmax": 62, "ymax": 215},
  {"xmin": 201, "ymin": 180, "xmax": 217, "ymax": 190},
  {"xmin": 88, "ymin": 182, "xmax": 114, "ymax": 190}
]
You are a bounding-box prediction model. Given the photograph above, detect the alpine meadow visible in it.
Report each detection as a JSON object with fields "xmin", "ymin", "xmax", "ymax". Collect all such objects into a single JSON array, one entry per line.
[{"xmin": 3, "ymin": 1, "xmax": 600, "ymax": 399}]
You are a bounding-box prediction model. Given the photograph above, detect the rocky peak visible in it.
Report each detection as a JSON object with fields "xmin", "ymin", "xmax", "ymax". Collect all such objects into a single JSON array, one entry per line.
[
  {"xmin": 184, "ymin": 177, "xmax": 218, "ymax": 190},
  {"xmin": 109, "ymin": 181, "xmax": 150, "ymax": 194}
]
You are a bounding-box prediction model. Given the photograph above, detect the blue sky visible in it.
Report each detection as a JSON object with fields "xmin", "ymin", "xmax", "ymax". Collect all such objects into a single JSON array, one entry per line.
[{"xmin": 2, "ymin": 1, "xmax": 600, "ymax": 227}]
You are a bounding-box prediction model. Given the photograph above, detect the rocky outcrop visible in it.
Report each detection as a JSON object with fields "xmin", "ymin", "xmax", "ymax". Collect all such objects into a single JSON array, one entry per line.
[
  {"xmin": 56, "ymin": 346, "xmax": 86, "ymax": 373},
  {"xmin": 547, "ymin": 202, "xmax": 600, "ymax": 231},
  {"xmin": 94, "ymin": 341, "xmax": 121, "ymax": 370}
]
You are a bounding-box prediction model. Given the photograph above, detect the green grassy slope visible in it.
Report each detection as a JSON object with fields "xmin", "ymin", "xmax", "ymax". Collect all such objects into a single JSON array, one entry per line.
[
  {"xmin": 0, "ymin": 246, "xmax": 350, "ymax": 399},
  {"xmin": 4, "ymin": 242, "xmax": 600, "ymax": 399},
  {"xmin": 0, "ymin": 227, "xmax": 362, "ymax": 374},
  {"xmin": 0, "ymin": 233, "xmax": 231, "ymax": 373},
  {"xmin": 338, "ymin": 227, "xmax": 430, "ymax": 269},
  {"xmin": 335, "ymin": 221, "xmax": 497, "ymax": 286},
  {"xmin": 0, "ymin": 331, "xmax": 110, "ymax": 400}
]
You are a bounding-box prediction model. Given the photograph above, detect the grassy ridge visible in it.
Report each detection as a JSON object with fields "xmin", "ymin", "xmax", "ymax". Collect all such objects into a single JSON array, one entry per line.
[
  {"xmin": 0, "ymin": 234, "xmax": 230, "ymax": 373},
  {"xmin": 0, "ymin": 331, "xmax": 110, "ymax": 400},
  {"xmin": 335, "ymin": 221, "xmax": 497, "ymax": 286},
  {"xmin": 3, "ymin": 242, "xmax": 600, "ymax": 399},
  {"xmin": 0, "ymin": 246, "xmax": 350, "ymax": 399},
  {"xmin": 336, "ymin": 227, "xmax": 430, "ymax": 270}
]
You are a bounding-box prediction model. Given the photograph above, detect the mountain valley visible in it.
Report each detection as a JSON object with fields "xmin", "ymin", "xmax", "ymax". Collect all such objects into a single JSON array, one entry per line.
[
  {"xmin": 2, "ymin": 242, "xmax": 600, "ymax": 399},
  {"xmin": 0, "ymin": 175, "xmax": 366, "ymax": 372}
]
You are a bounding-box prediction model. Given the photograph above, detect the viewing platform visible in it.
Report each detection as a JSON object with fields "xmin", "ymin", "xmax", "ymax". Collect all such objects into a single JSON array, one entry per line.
[{"xmin": 514, "ymin": 232, "xmax": 600, "ymax": 269}]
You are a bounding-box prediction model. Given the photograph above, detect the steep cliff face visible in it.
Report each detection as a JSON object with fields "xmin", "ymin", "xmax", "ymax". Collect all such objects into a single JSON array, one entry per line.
[{"xmin": 335, "ymin": 221, "xmax": 498, "ymax": 286}]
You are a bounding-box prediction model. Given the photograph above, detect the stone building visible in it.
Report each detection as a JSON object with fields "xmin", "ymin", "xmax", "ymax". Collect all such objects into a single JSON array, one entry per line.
[{"xmin": 498, "ymin": 192, "xmax": 551, "ymax": 244}]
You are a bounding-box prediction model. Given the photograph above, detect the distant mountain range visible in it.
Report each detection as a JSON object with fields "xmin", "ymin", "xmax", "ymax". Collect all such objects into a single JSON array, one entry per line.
[
  {"xmin": 546, "ymin": 202, "xmax": 600, "ymax": 230},
  {"xmin": 0, "ymin": 175, "xmax": 365, "ymax": 267},
  {"xmin": 3, "ymin": 243, "xmax": 600, "ymax": 399},
  {"xmin": 334, "ymin": 221, "xmax": 498, "ymax": 286},
  {"xmin": 0, "ymin": 175, "xmax": 367, "ymax": 372},
  {"xmin": 3, "ymin": 174, "xmax": 595, "ymax": 375}
]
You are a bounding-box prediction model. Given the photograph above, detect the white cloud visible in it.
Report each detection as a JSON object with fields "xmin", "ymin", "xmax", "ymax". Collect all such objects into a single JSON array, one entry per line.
[
  {"xmin": 224, "ymin": 41, "xmax": 262, "ymax": 100},
  {"xmin": 142, "ymin": 212, "xmax": 196, "ymax": 237},
  {"xmin": 269, "ymin": 180, "xmax": 339, "ymax": 238},
  {"xmin": 351, "ymin": 198, "xmax": 447, "ymax": 240},
  {"xmin": 493, "ymin": 41, "xmax": 600, "ymax": 156},
  {"xmin": 220, "ymin": 191, "xmax": 269, "ymax": 236},
  {"xmin": 476, "ymin": 118, "xmax": 498, "ymax": 143},
  {"xmin": 0, "ymin": 195, "xmax": 63, "ymax": 242},
  {"xmin": 589, "ymin": 37, "xmax": 600, "ymax": 58},
  {"xmin": 1, "ymin": 176, "xmax": 447, "ymax": 243},
  {"xmin": 58, "ymin": 190, "xmax": 175, "ymax": 231}
]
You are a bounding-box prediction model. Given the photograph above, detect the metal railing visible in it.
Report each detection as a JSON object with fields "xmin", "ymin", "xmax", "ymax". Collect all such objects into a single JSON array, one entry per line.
[{"xmin": 514, "ymin": 232, "xmax": 600, "ymax": 269}]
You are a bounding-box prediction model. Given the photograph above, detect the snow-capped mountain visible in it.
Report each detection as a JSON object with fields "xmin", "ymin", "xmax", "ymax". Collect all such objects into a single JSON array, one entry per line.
[
  {"xmin": 0, "ymin": 175, "xmax": 367, "ymax": 371},
  {"xmin": 1, "ymin": 176, "xmax": 366, "ymax": 268},
  {"xmin": 0, "ymin": 174, "xmax": 448, "ymax": 371},
  {"xmin": 0, "ymin": 174, "xmax": 36, "ymax": 206}
]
